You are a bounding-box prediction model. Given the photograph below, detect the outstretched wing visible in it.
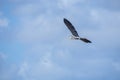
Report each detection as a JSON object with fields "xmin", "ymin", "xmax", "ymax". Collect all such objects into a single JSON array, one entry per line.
[
  {"xmin": 80, "ymin": 38, "xmax": 92, "ymax": 43},
  {"xmin": 64, "ymin": 18, "xmax": 79, "ymax": 37}
]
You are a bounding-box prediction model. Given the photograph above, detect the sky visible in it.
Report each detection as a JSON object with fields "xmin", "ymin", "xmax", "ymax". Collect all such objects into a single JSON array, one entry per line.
[{"xmin": 0, "ymin": 0, "xmax": 120, "ymax": 80}]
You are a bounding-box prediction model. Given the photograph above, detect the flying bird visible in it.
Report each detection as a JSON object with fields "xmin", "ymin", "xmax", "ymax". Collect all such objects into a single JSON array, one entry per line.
[{"xmin": 63, "ymin": 18, "xmax": 92, "ymax": 43}]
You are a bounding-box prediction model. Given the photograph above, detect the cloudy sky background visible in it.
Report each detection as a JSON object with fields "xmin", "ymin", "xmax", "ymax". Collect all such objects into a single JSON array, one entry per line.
[{"xmin": 0, "ymin": 0, "xmax": 120, "ymax": 80}]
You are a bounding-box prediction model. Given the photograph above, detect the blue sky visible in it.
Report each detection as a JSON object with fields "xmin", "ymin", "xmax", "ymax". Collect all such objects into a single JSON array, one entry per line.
[{"xmin": 0, "ymin": 0, "xmax": 120, "ymax": 80}]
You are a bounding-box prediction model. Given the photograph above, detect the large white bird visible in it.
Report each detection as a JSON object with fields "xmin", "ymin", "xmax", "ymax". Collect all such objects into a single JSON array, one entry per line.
[{"xmin": 63, "ymin": 18, "xmax": 92, "ymax": 43}]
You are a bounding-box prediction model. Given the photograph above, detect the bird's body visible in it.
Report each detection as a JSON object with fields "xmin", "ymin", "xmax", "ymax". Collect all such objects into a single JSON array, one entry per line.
[{"xmin": 63, "ymin": 18, "xmax": 92, "ymax": 43}]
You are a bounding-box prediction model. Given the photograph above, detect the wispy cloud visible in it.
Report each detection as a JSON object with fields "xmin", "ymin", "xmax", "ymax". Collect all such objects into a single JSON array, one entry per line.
[
  {"xmin": 0, "ymin": 12, "xmax": 3, "ymax": 16},
  {"xmin": 112, "ymin": 62, "xmax": 120, "ymax": 71},
  {"xmin": 58, "ymin": 0, "xmax": 83, "ymax": 9},
  {"xmin": 18, "ymin": 52, "xmax": 71, "ymax": 80},
  {"xmin": 0, "ymin": 52, "xmax": 7, "ymax": 60},
  {"xmin": 0, "ymin": 12, "xmax": 9, "ymax": 27},
  {"xmin": 0, "ymin": 18, "xmax": 9, "ymax": 27}
]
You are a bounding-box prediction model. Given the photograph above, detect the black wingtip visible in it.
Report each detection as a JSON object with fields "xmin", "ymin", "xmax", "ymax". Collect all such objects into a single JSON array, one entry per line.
[
  {"xmin": 63, "ymin": 18, "xmax": 66, "ymax": 20},
  {"xmin": 63, "ymin": 18, "xmax": 67, "ymax": 22},
  {"xmin": 63, "ymin": 18, "xmax": 68, "ymax": 24},
  {"xmin": 63, "ymin": 18, "xmax": 71, "ymax": 25}
]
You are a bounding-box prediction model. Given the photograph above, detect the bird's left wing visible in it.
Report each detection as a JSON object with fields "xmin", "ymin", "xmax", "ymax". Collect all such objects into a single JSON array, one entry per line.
[{"xmin": 64, "ymin": 18, "xmax": 79, "ymax": 37}]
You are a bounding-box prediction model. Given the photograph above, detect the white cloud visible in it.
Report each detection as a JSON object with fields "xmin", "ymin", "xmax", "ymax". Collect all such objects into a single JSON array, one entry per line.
[
  {"xmin": 0, "ymin": 12, "xmax": 9, "ymax": 27},
  {"xmin": 18, "ymin": 52, "xmax": 70, "ymax": 80},
  {"xmin": 0, "ymin": 52, "xmax": 19, "ymax": 80},
  {"xmin": 0, "ymin": 64, "xmax": 18, "ymax": 80},
  {"xmin": 0, "ymin": 52, "xmax": 7, "ymax": 60},
  {"xmin": 72, "ymin": 59, "xmax": 111, "ymax": 77},
  {"xmin": 58, "ymin": 0, "xmax": 85, "ymax": 9},
  {"xmin": 90, "ymin": 9, "xmax": 120, "ymax": 27},
  {"xmin": 14, "ymin": 4, "xmax": 41, "ymax": 16},
  {"xmin": 0, "ymin": 18, "xmax": 9, "ymax": 27},
  {"xmin": 112, "ymin": 62, "xmax": 120, "ymax": 71},
  {"xmin": 0, "ymin": 12, "xmax": 3, "ymax": 16},
  {"xmin": 16, "ymin": 15, "xmax": 64, "ymax": 44},
  {"xmin": 18, "ymin": 61, "xmax": 29, "ymax": 79},
  {"xmin": 14, "ymin": 1, "xmax": 63, "ymax": 44}
]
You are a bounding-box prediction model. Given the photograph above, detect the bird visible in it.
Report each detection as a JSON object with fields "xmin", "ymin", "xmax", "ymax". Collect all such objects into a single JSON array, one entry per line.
[{"xmin": 63, "ymin": 18, "xmax": 92, "ymax": 43}]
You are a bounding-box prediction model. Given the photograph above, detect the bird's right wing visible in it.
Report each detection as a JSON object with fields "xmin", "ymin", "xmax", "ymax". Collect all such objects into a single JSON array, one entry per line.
[
  {"xmin": 64, "ymin": 18, "xmax": 79, "ymax": 37},
  {"xmin": 80, "ymin": 38, "xmax": 92, "ymax": 43}
]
